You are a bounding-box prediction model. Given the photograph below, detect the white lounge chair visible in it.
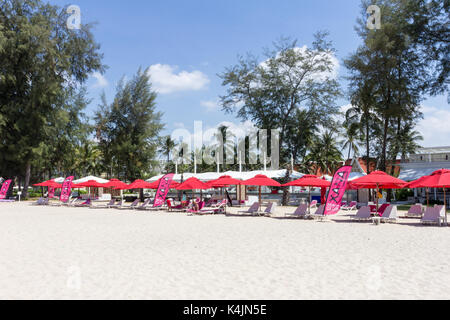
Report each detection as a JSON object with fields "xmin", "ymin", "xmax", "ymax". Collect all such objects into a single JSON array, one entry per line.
[
  {"xmin": 264, "ymin": 202, "xmax": 277, "ymax": 216},
  {"xmin": 341, "ymin": 201, "xmax": 357, "ymax": 211},
  {"xmin": 351, "ymin": 206, "xmax": 372, "ymax": 221},
  {"xmin": 237, "ymin": 202, "xmax": 260, "ymax": 216},
  {"xmin": 380, "ymin": 205, "xmax": 398, "ymax": 223},
  {"xmin": 421, "ymin": 207, "xmax": 444, "ymax": 225},
  {"xmin": 406, "ymin": 204, "xmax": 423, "ymax": 218},
  {"xmin": 309, "ymin": 205, "xmax": 326, "ymax": 220},
  {"xmin": 90, "ymin": 198, "xmax": 116, "ymax": 209},
  {"xmin": 285, "ymin": 204, "xmax": 308, "ymax": 219},
  {"xmin": 116, "ymin": 199, "xmax": 140, "ymax": 211}
]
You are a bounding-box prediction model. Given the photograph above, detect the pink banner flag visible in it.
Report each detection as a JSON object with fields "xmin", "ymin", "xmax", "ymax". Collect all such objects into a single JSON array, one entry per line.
[
  {"xmin": 60, "ymin": 176, "xmax": 74, "ymax": 203},
  {"xmin": 153, "ymin": 174, "xmax": 174, "ymax": 208},
  {"xmin": 48, "ymin": 187, "xmax": 55, "ymax": 199},
  {"xmin": 0, "ymin": 179, "xmax": 12, "ymax": 200},
  {"xmin": 324, "ymin": 166, "xmax": 352, "ymax": 216}
]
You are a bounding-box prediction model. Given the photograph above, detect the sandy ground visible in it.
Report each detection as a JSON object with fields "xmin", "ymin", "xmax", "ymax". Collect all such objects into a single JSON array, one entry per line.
[{"xmin": 0, "ymin": 201, "xmax": 449, "ymax": 300}]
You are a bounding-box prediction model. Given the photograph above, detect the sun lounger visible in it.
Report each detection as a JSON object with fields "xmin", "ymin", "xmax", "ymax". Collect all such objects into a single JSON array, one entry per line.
[
  {"xmin": 309, "ymin": 200, "xmax": 318, "ymax": 209},
  {"xmin": 108, "ymin": 200, "xmax": 124, "ymax": 209},
  {"xmin": 422, "ymin": 206, "xmax": 445, "ymax": 225},
  {"xmin": 74, "ymin": 199, "xmax": 92, "ymax": 208},
  {"xmin": 406, "ymin": 204, "xmax": 423, "ymax": 218},
  {"xmin": 32, "ymin": 198, "xmax": 45, "ymax": 206},
  {"xmin": 380, "ymin": 205, "xmax": 398, "ymax": 223},
  {"xmin": 263, "ymin": 203, "xmax": 277, "ymax": 216},
  {"xmin": 237, "ymin": 202, "xmax": 260, "ymax": 216},
  {"xmin": 166, "ymin": 199, "xmax": 187, "ymax": 212},
  {"xmin": 341, "ymin": 201, "xmax": 357, "ymax": 211},
  {"xmin": 285, "ymin": 204, "xmax": 308, "ymax": 219},
  {"xmin": 351, "ymin": 206, "xmax": 372, "ymax": 221},
  {"xmin": 90, "ymin": 199, "xmax": 117, "ymax": 209},
  {"xmin": 116, "ymin": 199, "xmax": 140, "ymax": 210},
  {"xmin": 309, "ymin": 205, "xmax": 326, "ymax": 220},
  {"xmin": 134, "ymin": 198, "xmax": 152, "ymax": 210}
]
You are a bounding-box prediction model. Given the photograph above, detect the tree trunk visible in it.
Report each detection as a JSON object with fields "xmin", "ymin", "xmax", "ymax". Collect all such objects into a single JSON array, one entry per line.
[{"xmin": 23, "ymin": 162, "xmax": 31, "ymax": 199}]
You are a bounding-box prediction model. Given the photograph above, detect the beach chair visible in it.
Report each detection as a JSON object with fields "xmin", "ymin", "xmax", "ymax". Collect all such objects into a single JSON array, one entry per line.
[
  {"xmin": 32, "ymin": 198, "xmax": 45, "ymax": 206},
  {"xmin": 380, "ymin": 205, "xmax": 398, "ymax": 223},
  {"xmin": 421, "ymin": 207, "xmax": 444, "ymax": 225},
  {"xmin": 166, "ymin": 199, "xmax": 187, "ymax": 212},
  {"xmin": 75, "ymin": 199, "xmax": 92, "ymax": 208},
  {"xmin": 90, "ymin": 198, "xmax": 116, "ymax": 209},
  {"xmin": 116, "ymin": 199, "xmax": 140, "ymax": 211},
  {"xmin": 341, "ymin": 201, "xmax": 357, "ymax": 211},
  {"xmin": 309, "ymin": 200, "xmax": 318, "ymax": 209},
  {"xmin": 187, "ymin": 201, "xmax": 206, "ymax": 215},
  {"xmin": 406, "ymin": 204, "xmax": 423, "ymax": 218},
  {"xmin": 238, "ymin": 202, "xmax": 260, "ymax": 216},
  {"xmin": 351, "ymin": 206, "xmax": 372, "ymax": 221},
  {"xmin": 135, "ymin": 198, "xmax": 152, "ymax": 210},
  {"xmin": 263, "ymin": 203, "xmax": 277, "ymax": 216},
  {"xmin": 285, "ymin": 204, "xmax": 308, "ymax": 219},
  {"xmin": 108, "ymin": 199, "xmax": 123, "ymax": 209},
  {"xmin": 309, "ymin": 205, "xmax": 326, "ymax": 220}
]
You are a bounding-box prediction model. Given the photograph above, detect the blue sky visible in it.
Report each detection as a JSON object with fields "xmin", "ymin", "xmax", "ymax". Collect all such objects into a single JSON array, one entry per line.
[{"xmin": 52, "ymin": 0, "xmax": 449, "ymax": 147}]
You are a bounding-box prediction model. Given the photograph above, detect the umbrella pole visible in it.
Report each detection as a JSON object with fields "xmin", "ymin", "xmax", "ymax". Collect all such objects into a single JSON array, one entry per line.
[
  {"xmin": 444, "ymin": 187, "xmax": 447, "ymax": 226},
  {"xmin": 308, "ymin": 187, "xmax": 311, "ymax": 215},
  {"xmin": 259, "ymin": 186, "xmax": 262, "ymax": 207},
  {"xmin": 426, "ymin": 188, "xmax": 429, "ymax": 207},
  {"xmin": 376, "ymin": 184, "xmax": 379, "ymax": 215}
]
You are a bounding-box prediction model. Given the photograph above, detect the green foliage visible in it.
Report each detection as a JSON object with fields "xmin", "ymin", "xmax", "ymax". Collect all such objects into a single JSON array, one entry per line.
[
  {"xmin": 95, "ymin": 69, "xmax": 164, "ymax": 181},
  {"xmin": 219, "ymin": 33, "xmax": 342, "ymax": 167},
  {"xmin": 0, "ymin": 0, "xmax": 105, "ymax": 197}
]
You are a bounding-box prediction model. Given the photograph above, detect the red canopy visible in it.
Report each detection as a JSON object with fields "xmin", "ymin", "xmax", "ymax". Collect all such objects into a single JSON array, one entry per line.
[
  {"xmin": 243, "ymin": 175, "xmax": 281, "ymax": 187},
  {"xmin": 103, "ymin": 179, "xmax": 129, "ymax": 189},
  {"xmin": 34, "ymin": 180, "xmax": 62, "ymax": 188},
  {"xmin": 409, "ymin": 169, "xmax": 450, "ymax": 188},
  {"xmin": 176, "ymin": 177, "xmax": 210, "ymax": 190},
  {"xmin": 282, "ymin": 175, "xmax": 330, "ymax": 187},
  {"xmin": 124, "ymin": 179, "xmax": 154, "ymax": 190},
  {"xmin": 147, "ymin": 179, "xmax": 180, "ymax": 189},
  {"xmin": 74, "ymin": 180, "xmax": 107, "ymax": 188},
  {"xmin": 350, "ymin": 171, "xmax": 407, "ymax": 189},
  {"xmin": 209, "ymin": 175, "xmax": 242, "ymax": 187}
]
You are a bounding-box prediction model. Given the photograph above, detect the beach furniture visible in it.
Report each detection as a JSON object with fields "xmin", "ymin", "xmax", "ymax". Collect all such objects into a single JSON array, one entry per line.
[
  {"xmin": 135, "ymin": 198, "xmax": 152, "ymax": 210},
  {"xmin": 90, "ymin": 198, "xmax": 116, "ymax": 209},
  {"xmin": 238, "ymin": 202, "xmax": 260, "ymax": 215},
  {"xmin": 285, "ymin": 204, "xmax": 308, "ymax": 219},
  {"xmin": 380, "ymin": 205, "xmax": 398, "ymax": 223},
  {"xmin": 263, "ymin": 202, "xmax": 277, "ymax": 216},
  {"xmin": 309, "ymin": 200, "xmax": 318, "ymax": 209},
  {"xmin": 351, "ymin": 206, "xmax": 372, "ymax": 221},
  {"xmin": 32, "ymin": 198, "xmax": 45, "ymax": 206},
  {"xmin": 421, "ymin": 206, "xmax": 444, "ymax": 225},
  {"xmin": 166, "ymin": 199, "xmax": 187, "ymax": 212},
  {"xmin": 75, "ymin": 199, "xmax": 92, "ymax": 208},
  {"xmin": 341, "ymin": 201, "xmax": 357, "ymax": 211},
  {"xmin": 406, "ymin": 204, "xmax": 423, "ymax": 218},
  {"xmin": 308, "ymin": 205, "xmax": 326, "ymax": 220},
  {"xmin": 116, "ymin": 199, "xmax": 139, "ymax": 211},
  {"xmin": 108, "ymin": 199, "xmax": 124, "ymax": 209}
]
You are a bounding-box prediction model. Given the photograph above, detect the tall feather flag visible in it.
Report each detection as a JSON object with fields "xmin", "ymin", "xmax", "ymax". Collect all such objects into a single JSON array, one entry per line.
[
  {"xmin": 324, "ymin": 166, "xmax": 352, "ymax": 216},
  {"xmin": 153, "ymin": 174, "xmax": 175, "ymax": 208},
  {"xmin": 60, "ymin": 176, "xmax": 74, "ymax": 203},
  {"xmin": 0, "ymin": 179, "xmax": 12, "ymax": 200}
]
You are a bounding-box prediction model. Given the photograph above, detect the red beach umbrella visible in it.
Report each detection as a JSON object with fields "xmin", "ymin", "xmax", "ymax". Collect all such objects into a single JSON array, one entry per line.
[
  {"xmin": 282, "ymin": 175, "xmax": 330, "ymax": 213},
  {"xmin": 176, "ymin": 177, "xmax": 210, "ymax": 190},
  {"xmin": 34, "ymin": 180, "xmax": 62, "ymax": 188},
  {"xmin": 243, "ymin": 174, "xmax": 281, "ymax": 205},
  {"xmin": 75, "ymin": 180, "xmax": 107, "ymax": 188},
  {"xmin": 351, "ymin": 171, "xmax": 407, "ymax": 212},
  {"xmin": 282, "ymin": 175, "xmax": 331, "ymax": 188},
  {"xmin": 209, "ymin": 175, "xmax": 242, "ymax": 187},
  {"xmin": 407, "ymin": 169, "xmax": 450, "ymax": 224},
  {"xmin": 124, "ymin": 179, "xmax": 154, "ymax": 190},
  {"xmin": 102, "ymin": 179, "xmax": 128, "ymax": 189},
  {"xmin": 147, "ymin": 179, "xmax": 180, "ymax": 189}
]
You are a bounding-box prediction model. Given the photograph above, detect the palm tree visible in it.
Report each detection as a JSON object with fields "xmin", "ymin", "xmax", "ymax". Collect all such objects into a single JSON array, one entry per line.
[
  {"xmin": 159, "ymin": 136, "xmax": 176, "ymax": 172},
  {"xmin": 306, "ymin": 131, "xmax": 343, "ymax": 175},
  {"xmin": 76, "ymin": 141, "xmax": 103, "ymax": 176},
  {"xmin": 341, "ymin": 120, "xmax": 363, "ymax": 160}
]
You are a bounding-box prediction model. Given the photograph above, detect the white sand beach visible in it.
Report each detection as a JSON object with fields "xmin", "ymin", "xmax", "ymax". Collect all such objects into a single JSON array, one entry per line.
[{"xmin": 0, "ymin": 202, "xmax": 449, "ymax": 300}]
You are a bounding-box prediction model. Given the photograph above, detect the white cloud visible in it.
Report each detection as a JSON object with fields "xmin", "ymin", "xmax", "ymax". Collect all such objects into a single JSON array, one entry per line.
[
  {"xmin": 201, "ymin": 100, "xmax": 220, "ymax": 112},
  {"xmin": 417, "ymin": 105, "xmax": 450, "ymax": 147},
  {"xmin": 92, "ymin": 72, "xmax": 108, "ymax": 88},
  {"xmin": 147, "ymin": 64, "xmax": 210, "ymax": 94}
]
